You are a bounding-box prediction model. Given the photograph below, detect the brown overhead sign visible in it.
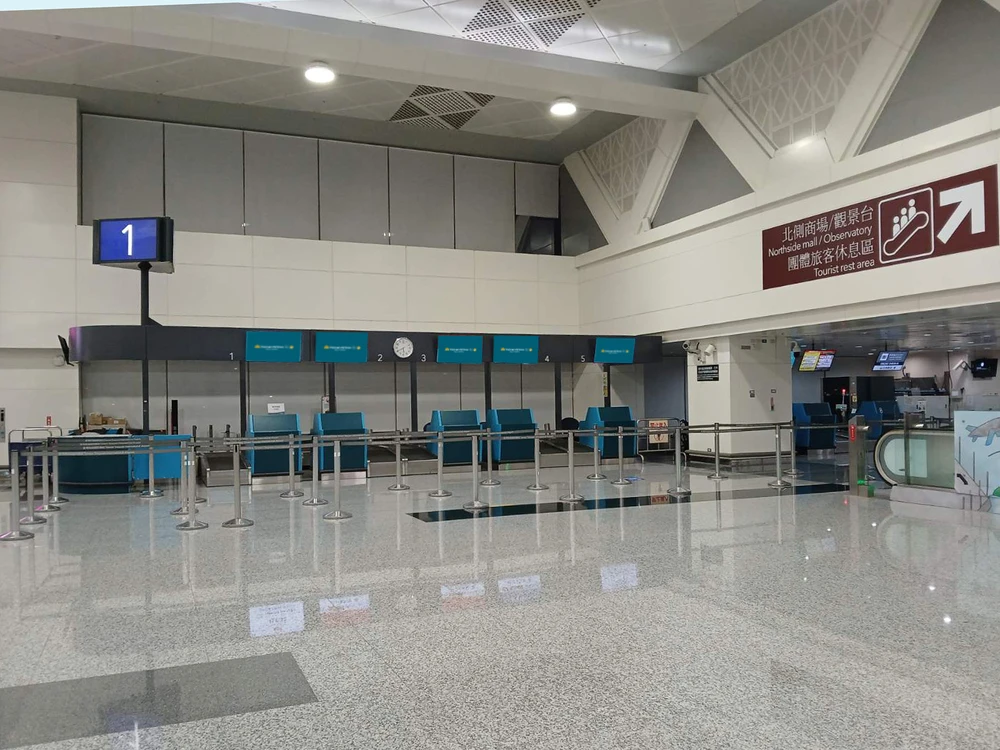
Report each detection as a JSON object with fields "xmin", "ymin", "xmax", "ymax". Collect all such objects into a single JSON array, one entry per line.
[{"xmin": 762, "ymin": 165, "xmax": 999, "ymax": 289}]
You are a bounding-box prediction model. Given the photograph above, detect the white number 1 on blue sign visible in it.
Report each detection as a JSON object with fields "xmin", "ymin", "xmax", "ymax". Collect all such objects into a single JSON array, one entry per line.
[{"xmin": 121, "ymin": 223, "xmax": 133, "ymax": 256}]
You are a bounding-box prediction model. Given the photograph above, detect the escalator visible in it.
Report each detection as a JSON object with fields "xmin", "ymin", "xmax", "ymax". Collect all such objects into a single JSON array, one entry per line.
[{"xmin": 873, "ymin": 428, "xmax": 991, "ymax": 511}]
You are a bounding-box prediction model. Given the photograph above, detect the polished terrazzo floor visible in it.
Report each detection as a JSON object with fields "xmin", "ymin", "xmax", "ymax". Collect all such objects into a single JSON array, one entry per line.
[{"xmin": 1, "ymin": 460, "xmax": 999, "ymax": 749}]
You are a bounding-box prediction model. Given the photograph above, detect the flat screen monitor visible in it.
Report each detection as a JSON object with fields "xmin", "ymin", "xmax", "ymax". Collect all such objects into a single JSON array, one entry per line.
[
  {"xmin": 798, "ymin": 350, "xmax": 836, "ymax": 372},
  {"xmin": 93, "ymin": 216, "xmax": 174, "ymax": 270},
  {"xmin": 971, "ymin": 358, "xmax": 998, "ymax": 379},
  {"xmin": 594, "ymin": 337, "xmax": 635, "ymax": 364},
  {"xmin": 872, "ymin": 351, "xmax": 908, "ymax": 372}
]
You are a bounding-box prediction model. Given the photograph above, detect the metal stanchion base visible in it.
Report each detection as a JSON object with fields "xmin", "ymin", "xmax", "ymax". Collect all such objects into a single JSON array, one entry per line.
[
  {"xmin": 302, "ymin": 497, "xmax": 328, "ymax": 506},
  {"xmin": 139, "ymin": 489, "xmax": 164, "ymax": 498},
  {"xmin": 559, "ymin": 493, "xmax": 584, "ymax": 503},
  {"xmin": 195, "ymin": 496, "xmax": 208, "ymax": 504},
  {"xmin": 0, "ymin": 530, "xmax": 34, "ymax": 542},
  {"xmin": 428, "ymin": 489, "xmax": 453, "ymax": 499},
  {"xmin": 169, "ymin": 506, "xmax": 187, "ymax": 516},
  {"xmin": 221, "ymin": 517, "xmax": 254, "ymax": 528},
  {"xmin": 387, "ymin": 483, "xmax": 410, "ymax": 492},
  {"xmin": 177, "ymin": 520, "xmax": 209, "ymax": 531},
  {"xmin": 769, "ymin": 478, "xmax": 793, "ymax": 489},
  {"xmin": 668, "ymin": 487, "xmax": 691, "ymax": 496},
  {"xmin": 708, "ymin": 473, "xmax": 725, "ymax": 481},
  {"xmin": 323, "ymin": 509, "xmax": 353, "ymax": 520},
  {"xmin": 610, "ymin": 479, "xmax": 630, "ymax": 487},
  {"xmin": 527, "ymin": 483, "xmax": 549, "ymax": 491},
  {"xmin": 33, "ymin": 504, "xmax": 61, "ymax": 513},
  {"xmin": 462, "ymin": 500, "xmax": 490, "ymax": 512},
  {"xmin": 479, "ymin": 478, "xmax": 501, "ymax": 487},
  {"xmin": 586, "ymin": 473, "xmax": 606, "ymax": 481},
  {"xmin": 279, "ymin": 489, "xmax": 305, "ymax": 499},
  {"xmin": 783, "ymin": 469, "xmax": 803, "ymax": 477},
  {"xmin": 19, "ymin": 516, "xmax": 46, "ymax": 526},
  {"xmin": 51, "ymin": 496, "xmax": 69, "ymax": 504}
]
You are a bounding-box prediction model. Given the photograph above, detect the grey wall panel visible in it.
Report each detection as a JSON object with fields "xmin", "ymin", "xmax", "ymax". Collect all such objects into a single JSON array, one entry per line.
[
  {"xmin": 522, "ymin": 364, "xmax": 556, "ymax": 428},
  {"xmin": 610, "ymin": 364, "xmax": 643, "ymax": 415},
  {"xmin": 454, "ymin": 156, "xmax": 514, "ymax": 252},
  {"xmin": 559, "ymin": 164, "xmax": 607, "ymax": 256},
  {"xmin": 244, "ymin": 132, "xmax": 319, "ymax": 240},
  {"xmin": 417, "ymin": 364, "xmax": 461, "ymax": 424},
  {"xmin": 862, "ymin": 0, "xmax": 1000, "ymax": 153},
  {"xmin": 388, "ymin": 148, "xmax": 455, "ymax": 248},
  {"xmin": 643, "ymin": 358, "xmax": 687, "ymax": 420},
  {"xmin": 164, "ymin": 124, "xmax": 244, "ymax": 235},
  {"xmin": 460, "ymin": 364, "xmax": 486, "ymax": 417},
  {"xmin": 652, "ymin": 122, "xmax": 753, "ymax": 228},
  {"xmin": 319, "ymin": 141, "xmax": 389, "ymax": 244},
  {"xmin": 515, "ymin": 162, "xmax": 559, "ymax": 218},
  {"xmin": 335, "ymin": 362, "xmax": 398, "ymax": 431},
  {"xmin": 491, "ymin": 364, "xmax": 522, "ymax": 410},
  {"xmin": 166, "ymin": 361, "xmax": 241, "ymax": 434},
  {"xmin": 80, "ymin": 360, "xmax": 167, "ymax": 432},
  {"xmin": 247, "ymin": 362, "xmax": 325, "ymax": 425},
  {"xmin": 81, "ymin": 115, "xmax": 164, "ymax": 224}
]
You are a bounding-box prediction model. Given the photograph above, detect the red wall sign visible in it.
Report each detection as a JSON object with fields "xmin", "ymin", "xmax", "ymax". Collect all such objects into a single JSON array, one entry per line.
[{"xmin": 762, "ymin": 165, "xmax": 999, "ymax": 289}]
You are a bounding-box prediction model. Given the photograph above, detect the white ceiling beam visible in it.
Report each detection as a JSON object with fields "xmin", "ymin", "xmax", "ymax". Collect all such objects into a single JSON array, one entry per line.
[
  {"xmin": 631, "ymin": 117, "xmax": 695, "ymax": 234},
  {"xmin": 563, "ymin": 152, "xmax": 627, "ymax": 246},
  {"xmin": 694, "ymin": 79, "xmax": 770, "ymax": 192},
  {"xmin": 825, "ymin": 0, "xmax": 941, "ymax": 162},
  {"xmin": 0, "ymin": 6, "xmax": 705, "ymax": 120}
]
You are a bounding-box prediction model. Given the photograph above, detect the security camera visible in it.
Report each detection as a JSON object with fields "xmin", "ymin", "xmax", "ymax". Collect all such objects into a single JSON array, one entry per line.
[
  {"xmin": 703, "ymin": 343, "xmax": 717, "ymax": 357},
  {"xmin": 682, "ymin": 340, "xmax": 699, "ymax": 353},
  {"xmin": 790, "ymin": 341, "xmax": 802, "ymax": 354}
]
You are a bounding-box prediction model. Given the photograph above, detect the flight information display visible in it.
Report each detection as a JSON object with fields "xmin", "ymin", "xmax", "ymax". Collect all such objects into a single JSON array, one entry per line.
[
  {"xmin": 872, "ymin": 351, "xmax": 908, "ymax": 372},
  {"xmin": 798, "ymin": 350, "xmax": 836, "ymax": 372}
]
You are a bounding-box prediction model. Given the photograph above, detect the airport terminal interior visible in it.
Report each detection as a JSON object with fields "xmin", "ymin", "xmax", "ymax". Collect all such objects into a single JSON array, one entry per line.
[{"xmin": 3, "ymin": 0, "xmax": 1000, "ymax": 746}]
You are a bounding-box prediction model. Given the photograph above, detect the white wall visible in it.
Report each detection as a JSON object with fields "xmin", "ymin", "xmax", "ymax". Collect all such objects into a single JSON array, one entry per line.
[{"xmin": 0, "ymin": 350, "xmax": 79, "ymax": 458}]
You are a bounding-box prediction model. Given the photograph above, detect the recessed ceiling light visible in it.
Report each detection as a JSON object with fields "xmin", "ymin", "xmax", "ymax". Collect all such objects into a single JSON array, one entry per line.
[
  {"xmin": 924, "ymin": 333, "xmax": 932, "ymax": 337},
  {"xmin": 550, "ymin": 98, "xmax": 577, "ymax": 117},
  {"xmin": 304, "ymin": 62, "xmax": 335, "ymax": 84}
]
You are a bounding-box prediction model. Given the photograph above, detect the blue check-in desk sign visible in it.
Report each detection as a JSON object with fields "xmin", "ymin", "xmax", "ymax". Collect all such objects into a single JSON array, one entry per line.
[
  {"xmin": 315, "ymin": 332, "xmax": 369, "ymax": 363},
  {"xmin": 493, "ymin": 335, "xmax": 539, "ymax": 364},
  {"xmin": 437, "ymin": 335, "xmax": 483, "ymax": 364},
  {"xmin": 246, "ymin": 331, "xmax": 302, "ymax": 362},
  {"xmin": 594, "ymin": 337, "xmax": 636, "ymax": 364}
]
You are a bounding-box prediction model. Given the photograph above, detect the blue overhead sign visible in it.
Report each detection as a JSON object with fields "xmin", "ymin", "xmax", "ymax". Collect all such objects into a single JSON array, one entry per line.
[
  {"xmin": 437, "ymin": 335, "xmax": 483, "ymax": 364},
  {"xmin": 594, "ymin": 337, "xmax": 635, "ymax": 364},
  {"xmin": 493, "ymin": 335, "xmax": 539, "ymax": 364},
  {"xmin": 246, "ymin": 331, "xmax": 302, "ymax": 362},
  {"xmin": 315, "ymin": 332, "xmax": 368, "ymax": 363}
]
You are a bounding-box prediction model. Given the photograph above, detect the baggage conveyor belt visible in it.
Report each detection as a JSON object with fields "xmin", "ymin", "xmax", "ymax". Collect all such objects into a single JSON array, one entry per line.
[{"xmin": 199, "ymin": 452, "xmax": 251, "ymax": 487}]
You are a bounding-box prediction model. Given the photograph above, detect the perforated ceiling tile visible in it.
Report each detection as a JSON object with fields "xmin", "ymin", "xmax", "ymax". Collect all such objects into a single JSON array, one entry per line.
[
  {"xmin": 411, "ymin": 84, "xmax": 449, "ymax": 97},
  {"xmin": 466, "ymin": 25, "xmax": 540, "ymax": 50},
  {"xmin": 401, "ymin": 115, "xmax": 452, "ymax": 129},
  {"xmin": 466, "ymin": 91, "xmax": 495, "ymax": 107},
  {"xmin": 389, "ymin": 98, "xmax": 427, "ymax": 121},
  {"xmin": 412, "ymin": 89, "xmax": 477, "ymax": 114},
  {"xmin": 508, "ymin": 0, "xmax": 583, "ymax": 22},
  {"xmin": 464, "ymin": 0, "xmax": 517, "ymax": 33},
  {"xmin": 440, "ymin": 110, "xmax": 479, "ymax": 129},
  {"xmin": 529, "ymin": 13, "xmax": 584, "ymax": 47}
]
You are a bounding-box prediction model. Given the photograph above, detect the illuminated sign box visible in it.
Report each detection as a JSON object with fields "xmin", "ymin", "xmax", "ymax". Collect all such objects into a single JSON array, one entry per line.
[
  {"xmin": 315, "ymin": 331, "xmax": 368, "ymax": 363},
  {"xmin": 437, "ymin": 335, "xmax": 483, "ymax": 364},
  {"xmin": 493, "ymin": 335, "xmax": 539, "ymax": 364}
]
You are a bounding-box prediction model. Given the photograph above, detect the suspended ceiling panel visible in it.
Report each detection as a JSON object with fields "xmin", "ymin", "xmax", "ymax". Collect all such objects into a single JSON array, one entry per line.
[
  {"xmin": 0, "ymin": 27, "xmax": 588, "ymax": 140},
  {"xmin": 254, "ymin": 0, "xmax": 756, "ymax": 70}
]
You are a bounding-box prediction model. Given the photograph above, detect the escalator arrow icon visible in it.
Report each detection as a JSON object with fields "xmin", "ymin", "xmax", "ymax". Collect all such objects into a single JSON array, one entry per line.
[{"xmin": 937, "ymin": 180, "xmax": 986, "ymax": 244}]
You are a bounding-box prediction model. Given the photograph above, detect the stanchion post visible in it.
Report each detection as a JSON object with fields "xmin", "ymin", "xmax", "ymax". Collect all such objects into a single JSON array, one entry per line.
[
  {"xmin": 388, "ymin": 432, "xmax": 410, "ymax": 491},
  {"xmin": 587, "ymin": 427, "xmax": 606, "ymax": 481},
  {"xmin": 429, "ymin": 432, "xmax": 452, "ymax": 499},
  {"xmin": 50, "ymin": 439, "xmax": 67, "ymax": 504},
  {"xmin": 784, "ymin": 421, "xmax": 802, "ymax": 477},
  {"xmin": 139, "ymin": 439, "xmax": 163, "ymax": 498},
  {"xmin": 34, "ymin": 446, "xmax": 61, "ymax": 513},
  {"xmin": 560, "ymin": 430, "xmax": 584, "ymax": 503},
  {"xmin": 768, "ymin": 424, "xmax": 792, "ymax": 489},
  {"xmin": 669, "ymin": 426, "xmax": 690, "ymax": 496},
  {"xmin": 480, "ymin": 428, "xmax": 500, "ymax": 487},
  {"xmin": 303, "ymin": 436, "xmax": 328, "ymax": 506},
  {"xmin": 178, "ymin": 443, "xmax": 210, "ymax": 530},
  {"xmin": 170, "ymin": 440, "xmax": 189, "ymax": 516},
  {"xmin": 280, "ymin": 434, "xmax": 304, "ymax": 499},
  {"xmin": 611, "ymin": 426, "xmax": 629, "ymax": 486},
  {"xmin": 0, "ymin": 450, "xmax": 33, "ymax": 541},
  {"xmin": 221, "ymin": 444, "xmax": 252, "ymax": 528},
  {"xmin": 708, "ymin": 422, "xmax": 724, "ymax": 481},
  {"xmin": 323, "ymin": 440, "xmax": 352, "ymax": 520},
  {"xmin": 527, "ymin": 431, "xmax": 548, "ymax": 491},
  {"xmin": 464, "ymin": 435, "xmax": 490, "ymax": 512},
  {"xmin": 19, "ymin": 451, "xmax": 45, "ymax": 526}
]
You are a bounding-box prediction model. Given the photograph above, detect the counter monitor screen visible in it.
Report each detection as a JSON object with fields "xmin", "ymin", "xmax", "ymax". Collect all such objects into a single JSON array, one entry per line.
[
  {"xmin": 799, "ymin": 350, "xmax": 836, "ymax": 372},
  {"xmin": 971, "ymin": 358, "xmax": 998, "ymax": 378},
  {"xmin": 93, "ymin": 216, "xmax": 174, "ymax": 270},
  {"xmin": 872, "ymin": 351, "xmax": 908, "ymax": 372}
]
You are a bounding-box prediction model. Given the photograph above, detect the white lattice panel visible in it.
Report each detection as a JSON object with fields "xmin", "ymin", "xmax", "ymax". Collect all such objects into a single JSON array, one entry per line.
[
  {"xmin": 583, "ymin": 116, "xmax": 664, "ymax": 214},
  {"xmin": 714, "ymin": 0, "xmax": 889, "ymax": 148}
]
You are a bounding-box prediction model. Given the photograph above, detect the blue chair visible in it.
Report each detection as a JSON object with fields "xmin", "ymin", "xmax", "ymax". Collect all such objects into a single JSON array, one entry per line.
[
  {"xmin": 248, "ymin": 414, "xmax": 301, "ymax": 475},
  {"xmin": 487, "ymin": 409, "xmax": 537, "ymax": 462},
  {"xmin": 856, "ymin": 400, "xmax": 901, "ymax": 440},
  {"xmin": 579, "ymin": 406, "xmax": 637, "ymax": 458},
  {"xmin": 314, "ymin": 412, "xmax": 368, "ymax": 472},
  {"xmin": 425, "ymin": 410, "xmax": 480, "ymax": 465}
]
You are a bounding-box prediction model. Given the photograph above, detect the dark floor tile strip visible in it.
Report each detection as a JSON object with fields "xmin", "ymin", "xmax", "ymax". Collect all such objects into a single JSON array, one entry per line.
[
  {"xmin": 409, "ymin": 483, "xmax": 848, "ymax": 522},
  {"xmin": 0, "ymin": 653, "xmax": 317, "ymax": 749}
]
